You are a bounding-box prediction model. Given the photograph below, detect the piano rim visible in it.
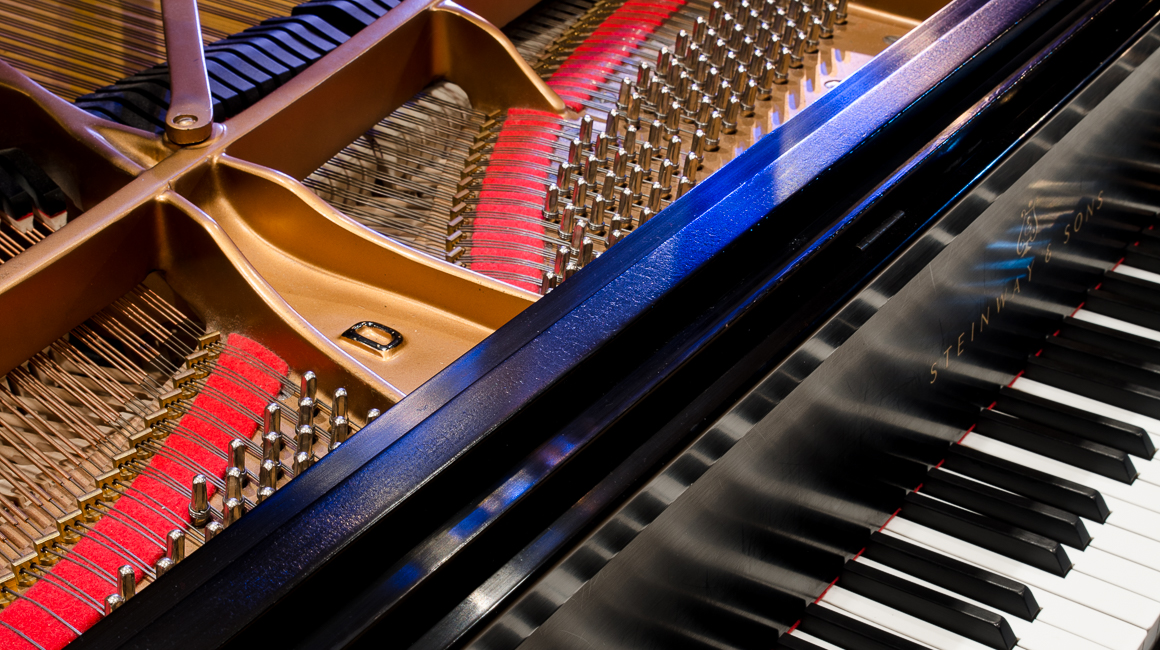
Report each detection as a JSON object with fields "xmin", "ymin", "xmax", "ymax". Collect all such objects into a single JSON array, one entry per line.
[{"xmin": 59, "ymin": 0, "xmax": 1160, "ymax": 646}]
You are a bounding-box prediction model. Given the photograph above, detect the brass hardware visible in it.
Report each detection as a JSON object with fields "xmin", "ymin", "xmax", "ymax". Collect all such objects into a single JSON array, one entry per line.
[
  {"xmin": 341, "ymin": 321, "xmax": 405, "ymax": 358},
  {"xmin": 56, "ymin": 510, "xmax": 83, "ymax": 543},
  {"xmin": 11, "ymin": 553, "xmax": 37, "ymax": 588},
  {"xmin": 34, "ymin": 532, "xmax": 60, "ymax": 566}
]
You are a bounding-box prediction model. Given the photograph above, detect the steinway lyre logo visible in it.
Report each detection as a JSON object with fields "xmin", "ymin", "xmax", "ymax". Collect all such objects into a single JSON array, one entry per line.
[{"xmin": 1016, "ymin": 199, "xmax": 1039, "ymax": 257}]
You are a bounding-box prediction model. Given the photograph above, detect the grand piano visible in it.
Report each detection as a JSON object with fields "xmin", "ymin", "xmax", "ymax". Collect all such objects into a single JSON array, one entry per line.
[{"xmin": 0, "ymin": 0, "xmax": 1158, "ymax": 647}]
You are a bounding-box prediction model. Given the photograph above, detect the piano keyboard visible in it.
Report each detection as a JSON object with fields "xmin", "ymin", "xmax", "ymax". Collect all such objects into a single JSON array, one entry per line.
[
  {"xmin": 784, "ymin": 250, "xmax": 1160, "ymax": 650},
  {"xmin": 0, "ymin": 0, "xmax": 300, "ymax": 102}
]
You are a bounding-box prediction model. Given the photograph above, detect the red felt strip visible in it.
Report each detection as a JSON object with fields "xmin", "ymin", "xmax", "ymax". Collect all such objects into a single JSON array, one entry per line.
[
  {"xmin": 469, "ymin": 1, "xmax": 687, "ymax": 291},
  {"xmin": 0, "ymin": 335, "xmax": 287, "ymax": 649}
]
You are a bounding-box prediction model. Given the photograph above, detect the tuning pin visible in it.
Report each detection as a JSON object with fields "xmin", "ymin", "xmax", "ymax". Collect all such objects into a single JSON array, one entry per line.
[
  {"xmin": 568, "ymin": 137, "xmax": 583, "ymax": 165},
  {"xmin": 691, "ymin": 129, "xmax": 707, "ymax": 160},
  {"xmin": 638, "ymin": 142, "xmax": 655, "ymax": 168},
  {"xmin": 572, "ymin": 178, "xmax": 589, "ymax": 217},
  {"xmin": 223, "ymin": 497, "xmax": 243, "ymax": 526},
  {"xmin": 553, "ymin": 245, "xmax": 571, "ymax": 277},
  {"xmin": 226, "ymin": 467, "xmax": 243, "ymax": 502},
  {"xmin": 705, "ymin": 67, "xmax": 721, "ymax": 98},
  {"xmin": 260, "ymin": 459, "xmax": 278, "ymax": 491},
  {"xmin": 636, "ymin": 62, "xmax": 654, "ymax": 88},
  {"xmin": 541, "ymin": 272, "xmax": 560, "ymax": 294},
  {"xmin": 723, "ymin": 96, "xmax": 741, "ymax": 134},
  {"xmin": 607, "ymin": 229, "xmax": 624, "ymax": 246},
  {"xmin": 629, "ymin": 165, "xmax": 644, "ymax": 196},
  {"xmin": 617, "ymin": 187, "xmax": 634, "ymax": 220},
  {"xmin": 263, "ymin": 431, "xmax": 282, "ymax": 464},
  {"xmin": 367, "ymin": 408, "xmax": 382, "ymax": 423},
  {"xmin": 709, "ymin": 1, "xmax": 725, "ymax": 29},
  {"xmin": 118, "ymin": 565, "xmax": 135, "ymax": 600},
  {"xmin": 589, "ymin": 195, "xmax": 607, "ymax": 233},
  {"xmin": 296, "ymin": 424, "xmax": 315, "ymax": 455},
  {"xmin": 648, "ymin": 120, "xmax": 664, "ymax": 150},
  {"xmin": 556, "ymin": 161, "xmax": 574, "ymax": 190},
  {"xmin": 584, "ymin": 154, "xmax": 599, "ymax": 185},
  {"xmin": 581, "ymin": 237, "xmax": 595, "ymax": 266},
  {"xmin": 664, "ymin": 101, "xmax": 682, "ymax": 136},
  {"xmin": 166, "ymin": 529, "xmax": 186, "ymax": 563},
  {"xmin": 617, "ymin": 76, "xmax": 634, "ymax": 108},
  {"xmin": 578, "ymin": 115, "xmax": 594, "ymax": 144},
  {"xmin": 684, "ymin": 153, "xmax": 701, "ymax": 183},
  {"xmin": 188, "ymin": 474, "xmax": 209, "ymax": 528},
  {"xmin": 205, "ymin": 521, "xmax": 224, "ymax": 542},
  {"xmin": 155, "ymin": 557, "xmax": 175, "ymax": 578},
  {"xmin": 659, "ymin": 159, "xmax": 676, "ymax": 192},
  {"xmin": 613, "ymin": 147, "xmax": 629, "ymax": 181},
  {"xmin": 677, "ymin": 176, "xmax": 694, "ymax": 198},
  {"xmin": 657, "ymin": 46, "xmax": 674, "ymax": 77},
  {"xmin": 298, "ymin": 396, "xmax": 315, "ymax": 426},
  {"xmin": 675, "ymin": 29, "xmax": 691, "ymax": 59},
  {"xmin": 601, "ymin": 172, "xmax": 616, "ymax": 201},
  {"xmin": 258, "ymin": 486, "xmax": 276, "ymax": 504},
  {"xmin": 820, "ymin": 2, "xmax": 837, "ymax": 37},
  {"xmin": 542, "ymin": 183, "xmax": 560, "ymax": 222},
  {"xmin": 331, "ymin": 416, "xmax": 349, "ymax": 450},
  {"xmin": 805, "ymin": 14, "xmax": 822, "ymax": 52},
  {"xmin": 729, "ymin": 21, "xmax": 746, "ymax": 49},
  {"xmin": 606, "ymin": 108, "xmax": 623, "ymax": 136},
  {"xmin": 596, "ymin": 132, "xmax": 612, "ymax": 160},
  {"xmin": 623, "ymin": 125, "xmax": 639, "ymax": 157},
  {"xmin": 667, "ymin": 135, "xmax": 683, "ymax": 164},
  {"xmin": 559, "ymin": 203, "xmax": 576, "ymax": 238},
  {"xmin": 300, "ymin": 371, "xmax": 317, "ymax": 402},
  {"xmin": 648, "ymin": 183, "xmax": 663, "ymax": 212},
  {"xmin": 263, "ymin": 402, "xmax": 281, "ymax": 435},
  {"xmin": 741, "ymin": 80, "xmax": 758, "ymax": 115},
  {"xmin": 835, "ymin": 0, "xmax": 848, "ymax": 22},
  {"xmin": 571, "ymin": 218, "xmax": 588, "ymax": 250},
  {"xmin": 105, "ymin": 594, "xmax": 124, "ymax": 615},
  {"xmin": 715, "ymin": 81, "xmax": 733, "ymax": 109},
  {"xmin": 228, "ymin": 439, "xmax": 247, "ymax": 486},
  {"xmin": 294, "ymin": 451, "xmax": 313, "ymax": 475}
]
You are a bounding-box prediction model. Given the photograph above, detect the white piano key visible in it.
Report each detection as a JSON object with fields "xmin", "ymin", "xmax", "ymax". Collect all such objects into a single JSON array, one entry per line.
[
  {"xmin": 1102, "ymin": 495, "xmax": 1160, "ymax": 541},
  {"xmin": 1114, "ymin": 266, "xmax": 1160, "ymax": 286},
  {"xmin": 1083, "ymin": 515, "xmax": 1160, "ymax": 573},
  {"xmin": 819, "ymin": 600, "xmax": 935, "ymax": 648},
  {"xmin": 883, "ymin": 518, "xmax": 1150, "ymax": 649},
  {"xmin": 791, "ymin": 629, "xmax": 850, "ymax": 650},
  {"xmin": 855, "ymin": 557, "xmax": 1105, "ymax": 650},
  {"xmin": 1072, "ymin": 309, "xmax": 1160, "ymax": 344},
  {"xmin": 959, "ymin": 432, "xmax": 1160, "ymax": 515},
  {"xmin": 1074, "ymin": 546, "xmax": 1160, "ymax": 604},
  {"xmin": 1009, "ymin": 378, "xmax": 1160, "ymax": 448},
  {"xmin": 821, "ymin": 586, "xmax": 991, "ymax": 650}
]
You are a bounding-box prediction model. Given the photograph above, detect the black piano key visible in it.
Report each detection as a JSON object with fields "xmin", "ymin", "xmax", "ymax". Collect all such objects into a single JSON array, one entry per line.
[
  {"xmin": 292, "ymin": 0, "xmax": 377, "ymax": 35},
  {"xmin": 105, "ymin": 80, "xmax": 171, "ymax": 106},
  {"xmin": 207, "ymin": 42, "xmax": 296, "ymax": 84},
  {"xmin": 1101, "ymin": 271, "xmax": 1160, "ymax": 309},
  {"xmin": 207, "ymin": 50, "xmax": 280, "ymax": 90},
  {"xmin": 942, "ymin": 446, "xmax": 1109, "ymax": 522},
  {"xmin": 801, "ymin": 603, "xmax": 929, "ymax": 650},
  {"xmin": 0, "ymin": 150, "xmax": 66, "ymax": 217},
  {"xmin": 1025, "ymin": 354, "xmax": 1160, "ymax": 423},
  {"xmin": 1125, "ymin": 249, "xmax": 1160, "ymax": 275},
  {"xmin": 975, "ymin": 409, "xmax": 1137, "ymax": 483},
  {"xmin": 238, "ymin": 24, "xmax": 331, "ymax": 60},
  {"xmin": 208, "ymin": 37, "xmax": 307, "ymax": 73},
  {"xmin": 1085, "ymin": 288, "xmax": 1160, "ymax": 331},
  {"xmin": 0, "ymin": 168, "xmax": 33, "ymax": 220},
  {"xmin": 901, "ymin": 492, "xmax": 1072, "ymax": 576},
  {"xmin": 839, "ymin": 562, "xmax": 1017, "ymax": 650},
  {"xmin": 1061, "ymin": 316, "xmax": 1160, "ymax": 369},
  {"xmin": 73, "ymin": 98, "xmax": 164, "ymax": 133},
  {"xmin": 922, "ymin": 468, "xmax": 1090, "ymax": 548},
  {"xmin": 253, "ymin": 16, "xmax": 349, "ymax": 50},
  {"xmin": 864, "ymin": 532, "xmax": 1039, "ymax": 621},
  {"xmin": 778, "ymin": 634, "xmax": 826, "ymax": 650},
  {"xmin": 996, "ymin": 385, "xmax": 1155, "ymax": 458},
  {"xmin": 88, "ymin": 87, "xmax": 169, "ymax": 126},
  {"xmin": 1042, "ymin": 336, "xmax": 1160, "ymax": 394}
]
